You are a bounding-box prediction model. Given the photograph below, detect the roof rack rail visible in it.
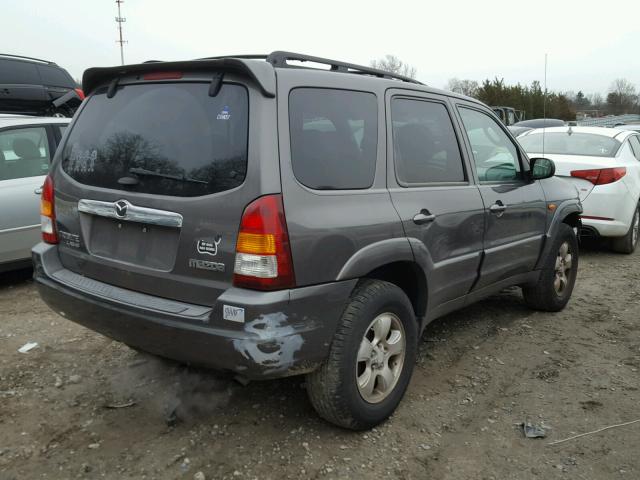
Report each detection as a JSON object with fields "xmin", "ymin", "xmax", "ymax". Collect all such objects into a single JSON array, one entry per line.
[
  {"xmin": 199, "ymin": 54, "xmax": 270, "ymax": 61},
  {"xmin": 0, "ymin": 53, "xmax": 56, "ymax": 65},
  {"xmin": 265, "ymin": 51, "xmax": 422, "ymax": 84},
  {"xmin": 200, "ymin": 51, "xmax": 422, "ymax": 84}
]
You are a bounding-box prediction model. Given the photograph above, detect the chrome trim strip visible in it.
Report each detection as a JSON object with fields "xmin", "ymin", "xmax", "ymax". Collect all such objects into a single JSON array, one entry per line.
[
  {"xmin": 0, "ymin": 224, "xmax": 40, "ymax": 234},
  {"xmin": 78, "ymin": 199, "xmax": 183, "ymax": 228}
]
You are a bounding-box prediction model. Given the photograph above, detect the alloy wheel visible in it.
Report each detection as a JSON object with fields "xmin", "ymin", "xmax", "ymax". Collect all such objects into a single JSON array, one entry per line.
[
  {"xmin": 356, "ymin": 313, "xmax": 406, "ymax": 404},
  {"xmin": 554, "ymin": 241, "xmax": 573, "ymax": 295}
]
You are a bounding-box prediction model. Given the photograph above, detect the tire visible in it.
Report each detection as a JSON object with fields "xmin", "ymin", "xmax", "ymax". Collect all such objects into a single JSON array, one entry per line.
[
  {"xmin": 48, "ymin": 106, "xmax": 73, "ymax": 118},
  {"xmin": 523, "ymin": 223, "xmax": 579, "ymax": 312},
  {"xmin": 306, "ymin": 279, "xmax": 417, "ymax": 430},
  {"xmin": 611, "ymin": 205, "xmax": 639, "ymax": 254}
]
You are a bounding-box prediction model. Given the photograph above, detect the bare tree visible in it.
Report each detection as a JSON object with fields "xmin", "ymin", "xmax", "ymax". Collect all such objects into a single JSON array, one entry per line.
[
  {"xmin": 445, "ymin": 78, "xmax": 479, "ymax": 97},
  {"xmin": 370, "ymin": 55, "xmax": 417, "ymax": 79},
  {"xmin": 607, "ymin": 78, "xmax": 638, "ymax": 114}
]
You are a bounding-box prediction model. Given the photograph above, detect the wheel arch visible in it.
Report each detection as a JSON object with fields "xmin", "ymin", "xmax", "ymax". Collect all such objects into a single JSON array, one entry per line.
[{"xmin": 336, "ymin": 238, "xmax": 428, "ymax": 319}]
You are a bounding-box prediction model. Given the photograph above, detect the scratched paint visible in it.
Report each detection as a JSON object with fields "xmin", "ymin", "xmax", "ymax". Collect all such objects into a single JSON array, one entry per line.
[{"xmin": 232, "ymin": 312, "xmax": 304, "ymax": 374}]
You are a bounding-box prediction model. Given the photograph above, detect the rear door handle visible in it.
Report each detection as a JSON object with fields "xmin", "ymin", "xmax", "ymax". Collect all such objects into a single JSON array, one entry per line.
[
  {"xmin": 34, "ymin": 186, "xmax": 43, "ymax": 195},
  {"xmin": 413, "ymin": 209, "xmax": 436, "ymax": 225},
  {"xmin": 489, "ymin": 201, "xmax": 507, "ymax": 215}
]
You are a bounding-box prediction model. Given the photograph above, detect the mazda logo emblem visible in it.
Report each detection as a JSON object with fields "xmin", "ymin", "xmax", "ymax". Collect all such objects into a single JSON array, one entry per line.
[{"xmin": 114, "ymin": 200, "xmax": 129, "ymax": 218}]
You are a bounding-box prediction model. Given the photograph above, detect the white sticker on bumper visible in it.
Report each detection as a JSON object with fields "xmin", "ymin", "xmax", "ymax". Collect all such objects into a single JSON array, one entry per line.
[{"xmin": 223, "ymin": 305, "xmax": 245, "ymax": 323}]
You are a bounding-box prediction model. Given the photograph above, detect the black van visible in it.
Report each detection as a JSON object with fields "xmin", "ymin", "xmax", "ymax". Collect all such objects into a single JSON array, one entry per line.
[{"xmin": 0, "ymin": 54, "xmax": 84, "ymax": 117}]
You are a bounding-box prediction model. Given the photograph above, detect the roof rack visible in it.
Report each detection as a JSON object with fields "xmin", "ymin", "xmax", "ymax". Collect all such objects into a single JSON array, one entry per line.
[
  {"xmin": 202, "ymin": 51, "xmax": 422, "ymax": 85},
  {"xmin": 0, "ymin": 53, "xmax": 56, "ymax": 65}
]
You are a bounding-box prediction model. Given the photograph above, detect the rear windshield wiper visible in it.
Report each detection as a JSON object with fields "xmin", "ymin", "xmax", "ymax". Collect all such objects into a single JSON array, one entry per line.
[{"xmin": 128, "ymin": 167, "xmax": 208, "ymax": 185}]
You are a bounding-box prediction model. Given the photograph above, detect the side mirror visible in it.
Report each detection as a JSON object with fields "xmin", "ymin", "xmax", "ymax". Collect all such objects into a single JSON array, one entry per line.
[{"xmin": 530, "ymin": 157, "xmax": 555, "ymax": 180}]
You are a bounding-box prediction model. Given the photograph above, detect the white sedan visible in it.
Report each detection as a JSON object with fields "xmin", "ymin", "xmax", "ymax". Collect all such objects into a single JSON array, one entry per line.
[
  {"xmin": 0, "ymin": 114, "xmax": 70, "ymax": 272},
  {"xmin": 519, "ymin": 126, "xmax": 640, "ymax": 253}
]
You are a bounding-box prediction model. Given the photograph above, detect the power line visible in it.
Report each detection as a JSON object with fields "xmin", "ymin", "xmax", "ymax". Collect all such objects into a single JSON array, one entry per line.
[{"xmin": 115, "ymin": 0, "xmax": 127, "ymax": 65}]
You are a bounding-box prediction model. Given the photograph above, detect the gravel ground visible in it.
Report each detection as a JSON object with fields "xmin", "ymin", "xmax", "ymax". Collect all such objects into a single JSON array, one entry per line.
[{"xmin": 1, "ymin": 241, "xmax": 639, "ymax": 480}]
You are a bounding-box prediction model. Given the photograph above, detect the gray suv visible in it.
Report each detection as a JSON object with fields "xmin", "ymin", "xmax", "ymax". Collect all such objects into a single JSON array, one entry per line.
[{"xmin": 33, "ymin": 52, "xmax": 581, "ymax": 430}]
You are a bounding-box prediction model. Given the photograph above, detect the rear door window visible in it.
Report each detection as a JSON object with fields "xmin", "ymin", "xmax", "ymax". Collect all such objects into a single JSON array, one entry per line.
[
  {"xmin": 391, "ymin": 98, "xmax": 466, "ymax": 184},
  {"xmin": 0, "ymin": 59, "xmax": 40, "ymax": 84},
  {"xmin": 61, "ymin": 82, "xmax": 248, "ymax": 197},
  {"xmin": 289, "ymin": 88, "xmax": 377, "ymax": 189},
  {"xmin": 629, "ymin": 136, "xmax": 640, "ymax": 161},
  {"xmin": 0, "ymin": 126, "xmax": 51, "ymax": 180}
]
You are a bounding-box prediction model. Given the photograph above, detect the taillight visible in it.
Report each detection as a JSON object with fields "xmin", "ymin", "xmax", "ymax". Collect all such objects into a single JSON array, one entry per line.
[
  {"xmin": 74, "ymin": 88, "xmax": 85, "ymax": 100},
  {"xmin": 40, "ymin": 175, "xmax": 58, "ymax": 244},
  {"xmin": 233, "ymin": 194, "xmax": 295, "ymax": 291},
  {"xmin": 570, "ymin": 167, "xmax": 626, "ymax": 185}
]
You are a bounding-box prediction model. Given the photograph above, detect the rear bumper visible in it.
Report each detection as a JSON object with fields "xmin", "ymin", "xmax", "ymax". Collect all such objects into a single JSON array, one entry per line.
[{"xmin": 33, "ymin": 243, "xmax": 356, "ymax": 380}]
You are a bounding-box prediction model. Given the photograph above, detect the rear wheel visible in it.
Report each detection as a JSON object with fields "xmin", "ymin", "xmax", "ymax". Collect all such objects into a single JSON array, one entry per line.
[
  {"xmin": 523, "ymin": 223, "xmax": 578, "ymax": 312},
  {"xmin": 611, "ymin": 205, "xmax": 639, "ymax": 254},
  {"xmin": 306, "ymin": 279, "xmax": 417, "ymax": 430}
]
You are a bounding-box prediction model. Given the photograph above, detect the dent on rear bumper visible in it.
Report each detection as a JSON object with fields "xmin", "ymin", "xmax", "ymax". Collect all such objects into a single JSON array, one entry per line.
[{"xmin": 32, "ymin": 243, "xmax": 356, "ymax": 379}]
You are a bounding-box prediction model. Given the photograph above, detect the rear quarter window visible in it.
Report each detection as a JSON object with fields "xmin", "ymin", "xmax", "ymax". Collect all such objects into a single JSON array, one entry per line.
[
  {"xmin": 289, "ymin": 88, "xmax": 377, "ymax": 190},
  {"xmin": 61, "ymin": 82, "xmax": 248, "ymax": 197},
  {"xmin": 37, "ymin": 65, "xmax": 75, "ymax": 88}
]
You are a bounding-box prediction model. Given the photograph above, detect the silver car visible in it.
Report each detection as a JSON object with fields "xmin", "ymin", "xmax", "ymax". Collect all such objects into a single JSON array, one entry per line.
[{"xmin": 0, "ymin": 114, "xmax": 69, "ymax": 272}]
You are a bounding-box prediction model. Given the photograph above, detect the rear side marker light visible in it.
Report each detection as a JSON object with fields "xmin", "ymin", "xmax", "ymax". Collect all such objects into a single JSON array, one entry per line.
[
  {"xmin": 142, "ymin": 71, "xmax": 183, "ymax": 80},
  {"xmin": 570, "ymin": 167, "xmax": 626, "ymax": 185},
  {"xmin": 233, "ymin": 194, "xmax": 295, "ymax": 291},
  {"xmin": 40, "ymin": 174, "xmax": 58, "ymax": 244}
]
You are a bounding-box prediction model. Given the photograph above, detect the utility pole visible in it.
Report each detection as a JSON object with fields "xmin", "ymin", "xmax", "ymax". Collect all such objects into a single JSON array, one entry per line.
[{"xmin": 115, "ymin": 0, "xmax": 127, "ymax": 65}]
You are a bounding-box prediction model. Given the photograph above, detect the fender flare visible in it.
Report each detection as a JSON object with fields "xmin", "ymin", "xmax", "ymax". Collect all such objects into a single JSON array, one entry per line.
[
  {"xmin": 336, "ymin": 237, "xmax": 416, "ymax": 281},
  {"xmin": 535, "ymin": 198, "xmax": 582, "ymax": 269}
]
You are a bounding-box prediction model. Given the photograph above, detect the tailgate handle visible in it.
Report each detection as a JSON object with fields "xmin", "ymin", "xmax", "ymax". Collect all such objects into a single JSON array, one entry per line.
[{"xmin": 78, "ymin": 199, "xmax": 183, "ymax": 228}]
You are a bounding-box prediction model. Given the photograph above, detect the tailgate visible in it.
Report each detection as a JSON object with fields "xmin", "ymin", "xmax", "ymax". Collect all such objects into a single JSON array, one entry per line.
[{"xmin": 52, "ymin": 75, "xmax": 268, "ymax": 307}]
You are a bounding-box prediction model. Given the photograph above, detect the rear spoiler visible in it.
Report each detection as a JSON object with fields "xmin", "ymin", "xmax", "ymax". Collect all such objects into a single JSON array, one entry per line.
[{"xmin": 82, "ymin": 58, "xmax": 276, "ymax": 98}]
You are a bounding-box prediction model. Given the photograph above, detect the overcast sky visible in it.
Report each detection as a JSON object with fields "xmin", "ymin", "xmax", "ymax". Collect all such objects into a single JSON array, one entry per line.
[{"xmin": 2, "ymin": 0, "xmax": 639, "ymax": 96}]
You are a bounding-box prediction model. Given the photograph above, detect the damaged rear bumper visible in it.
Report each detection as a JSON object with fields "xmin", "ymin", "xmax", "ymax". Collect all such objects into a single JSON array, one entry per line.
[{"xmin": 32, "ymin": 243, "xmax": 355, "ymax": 380}]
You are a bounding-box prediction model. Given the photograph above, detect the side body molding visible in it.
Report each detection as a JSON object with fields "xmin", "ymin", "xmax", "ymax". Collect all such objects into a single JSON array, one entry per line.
[{"xmin": 336, "ymin": 237, "xmax": 415, "ymax": 281}]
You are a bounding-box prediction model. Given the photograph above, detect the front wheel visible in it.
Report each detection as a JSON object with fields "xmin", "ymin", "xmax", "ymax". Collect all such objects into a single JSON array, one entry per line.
[
  {"xmin": 523, "ymin": 223, "xmax": 579, "ymax": 312},
  {"xmin": 611, "ymin": 205, "xmax": 639, "ymax": 254},
  {"xmin": 306, "ymin": 280, "xmax": 417, "ymax": 430}
]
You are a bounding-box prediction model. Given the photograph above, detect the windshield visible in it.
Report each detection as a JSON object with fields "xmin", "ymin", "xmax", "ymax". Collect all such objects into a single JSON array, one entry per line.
[
  {"xmin": 519, "ymin": 132, "xmax": 620, "ymax": 157},
  {"xmin": 62, "ymin": 82, "xmax": 248, "ymax": 197}
]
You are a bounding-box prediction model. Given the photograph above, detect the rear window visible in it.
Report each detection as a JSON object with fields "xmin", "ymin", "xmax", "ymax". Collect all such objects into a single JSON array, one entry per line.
[
  {"xmin": 62, "ymin": 82, "xmax": 248, "ymax": 197},
  {"xmin": 289, "ymin": 88, "xmax": 377, "ymax": 190},
  {"xmin": 519, "ymin": 132, "xmax": 621, "ymax": 157}
]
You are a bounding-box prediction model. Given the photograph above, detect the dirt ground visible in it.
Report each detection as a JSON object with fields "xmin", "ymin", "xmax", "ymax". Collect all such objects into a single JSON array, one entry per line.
[{"xmin": 1, "ymin": 241, "xmax": 639, "ymax": 480}]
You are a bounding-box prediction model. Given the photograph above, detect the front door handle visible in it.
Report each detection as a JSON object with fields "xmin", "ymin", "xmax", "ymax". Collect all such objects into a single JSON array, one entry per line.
[
  {"xmin": 413, "ymin": 209, "xmax": 436, "ymax": 225},
  {"xmin": 489, "ymin": 201, "xmax": 507, "ymax": 216}
]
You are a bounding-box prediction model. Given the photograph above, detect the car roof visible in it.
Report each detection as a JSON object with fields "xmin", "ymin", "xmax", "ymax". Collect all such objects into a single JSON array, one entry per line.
[
  {"xmin": 83, "ymin": 51, "xmax": 488, "ymax": 109},
  {"xmin": 0, "ymin": 115, "xmax": 71, "ymax": 128},
  {"xmin": 519, "ymin": 125, "xmax": 635, "ymax": 140},
  {"xmin": 614, "ymin": 124, "xmax": 640, "ymax": 132}
]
